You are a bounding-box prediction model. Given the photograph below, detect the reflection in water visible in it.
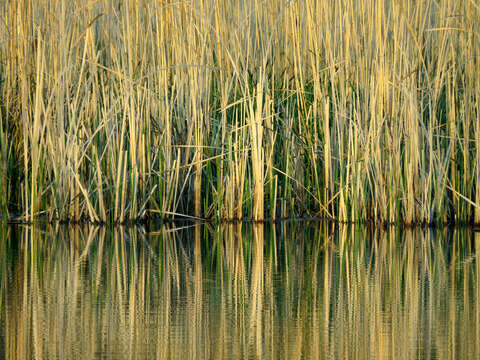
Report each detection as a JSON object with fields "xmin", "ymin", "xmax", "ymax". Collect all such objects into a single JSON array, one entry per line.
[{"xmin": 0, "ymin": 223, "xmax": 479, "ymax": 359}]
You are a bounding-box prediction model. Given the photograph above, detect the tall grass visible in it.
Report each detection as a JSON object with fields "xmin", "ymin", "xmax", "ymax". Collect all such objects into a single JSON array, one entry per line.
[{"xmin": 1, "ymin": 0, "xmax": 480, "ymax": 224}]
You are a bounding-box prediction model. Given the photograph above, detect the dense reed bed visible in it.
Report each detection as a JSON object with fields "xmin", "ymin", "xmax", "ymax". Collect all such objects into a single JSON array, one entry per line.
[
  {"xmin": 0, "ymin": 223, "xmax": 479, "ymax": 359},
  {"xmin": 1, "ymin": 0, "xmax": 480, "ymax": 224}
]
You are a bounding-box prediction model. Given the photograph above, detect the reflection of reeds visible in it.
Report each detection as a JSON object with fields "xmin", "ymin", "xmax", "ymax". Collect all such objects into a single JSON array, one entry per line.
[{"xmin": 0, "ymin": 224, "xmax": 479, "ymax": 359}]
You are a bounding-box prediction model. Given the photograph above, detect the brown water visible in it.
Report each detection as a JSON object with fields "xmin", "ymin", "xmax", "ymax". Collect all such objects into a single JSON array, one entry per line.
[{"xmin": 0, "ymin": 223, "xmax": 479, "ymax": 359}]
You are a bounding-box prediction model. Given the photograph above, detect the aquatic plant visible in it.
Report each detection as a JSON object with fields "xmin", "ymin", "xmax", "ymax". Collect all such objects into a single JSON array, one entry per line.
[{"xmin": 1, "ymin": 0, "xmax": 479, "ymax": 224}]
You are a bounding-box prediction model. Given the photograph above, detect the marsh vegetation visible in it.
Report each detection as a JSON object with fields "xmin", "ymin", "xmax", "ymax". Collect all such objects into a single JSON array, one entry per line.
[{"xmin": 1, "ymin": 0, "xmax": 480, "ymax": 224}]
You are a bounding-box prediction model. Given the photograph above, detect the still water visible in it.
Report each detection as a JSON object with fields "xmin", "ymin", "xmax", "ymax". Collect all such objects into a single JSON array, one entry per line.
[{"xmin": 0, "ymin": 223, "xmax": 479, "ymax": 359}]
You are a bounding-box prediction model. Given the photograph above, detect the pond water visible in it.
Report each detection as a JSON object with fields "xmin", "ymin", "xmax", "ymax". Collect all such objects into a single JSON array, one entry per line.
[{"xmin": 0, "ymin": 223, "xmax": 479, "ymax": 359}]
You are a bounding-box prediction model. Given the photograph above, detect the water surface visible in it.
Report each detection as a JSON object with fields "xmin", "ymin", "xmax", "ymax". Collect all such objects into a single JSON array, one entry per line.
[{"xmin": 0, "ymin": 223, "xmax": 479, "ymax": 359}]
